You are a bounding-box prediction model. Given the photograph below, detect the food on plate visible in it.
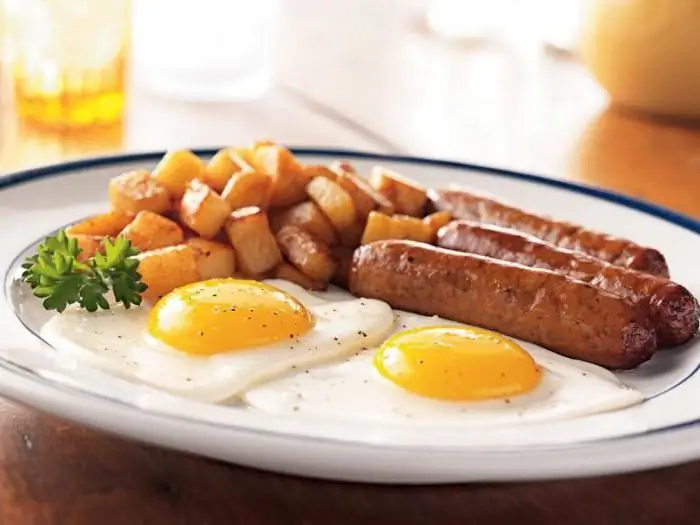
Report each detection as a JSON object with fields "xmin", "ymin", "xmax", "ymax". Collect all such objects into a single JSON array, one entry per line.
[
  {"xmin": 252, "ymin": 144, "xmax": 310, "ymax": 207},
  {"xmin": 244, "ymin": 316, "xmax": 643, "ymax": 424},
  {"xmin": 276, "ymin": 225, "xmax": 337, "ymax": 283},
  {"xmin": 429, "ymin": 187, "xmax": 670, "ymax": 277},
  {"xmin": 224, "ymin": 206, "xmax": 281, "ymax": 276},
  {"xmin": 349, "ymin": 240, "xmax": 657, "ymax": 369},
  {"xmin": 330, "ymin": 244, "xmax": 354, "ymax": 289},
  {"xmin": 335, "ymin": 168, "xmax": 395, "ymax": 220},
  {"xmin": 306, "ymin": 176, "xmax": 357, "ymax": 232},
  {"xmin": 438, "ymin": 220, "xmax": 699, "ymax": 347},
  {"xmin": 369, "ymin": 166, "xmax": 427, "ymax": 217},
  {"xmin": 20, "ymin": 140, "xmax": 695, "ymax": 383},
  {"xmin": 179, "ymin": 179, "xmax": 231, "ymax": 238},
  {"xmin": 360, "ymin": 211, "xmax": 433, "ymax": 245},
  {"xmin": 22, "ymin": 231, "xmax": 145, "ymax": 312},
  {"xmin": 137, "ymin": 245, "xmax": 200, "ymax": 301},
  {"xmin": 39, "ymin": 279, "xmax": 395, "ymax": 403},
  {"xmin": 152, "ymin": 149, "xmax": 206, "ymax": 198},
  {"xmin": 274, "ymin": 262, "xmax": 325, "ymax": 291},
  {"xmin": 221, "ymin": 169, "xmax": 272, "ymax": 211},
  {"xmin": 203, "ymin": 149, "xmax": 242, "ymax": 192},
  {"xmin": 186, "ymin": 238, "xmax": 236, "ymax": 281},
  {"xmin": 65, "ymin": 210, "xmax": 134, "ymax": 237},
  {"xmin": 108, "ymin": 169, "xmax": 171, "ymax": 215},
  {"xmin": 270, "ymin": 201, "xmax": 338, "ymax": 245},
  {"xmin": 120, "ymin": 210, "xmax": 184, "ymax": 251}
]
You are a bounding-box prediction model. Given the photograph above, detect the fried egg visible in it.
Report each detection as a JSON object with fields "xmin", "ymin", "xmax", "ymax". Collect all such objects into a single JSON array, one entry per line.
[
  {"xmin": 39, "ymin": 279, "xmax": 395, "ymax": 402},
  {"xmin": 243, "ymin": 311, "xmax": 644, "ymax": 425}
]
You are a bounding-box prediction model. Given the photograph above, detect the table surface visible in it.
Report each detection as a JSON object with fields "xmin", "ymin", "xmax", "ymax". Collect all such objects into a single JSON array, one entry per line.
[{"xmin": 1, "ymin": 1, "xmax": 700, "ymax": 523}]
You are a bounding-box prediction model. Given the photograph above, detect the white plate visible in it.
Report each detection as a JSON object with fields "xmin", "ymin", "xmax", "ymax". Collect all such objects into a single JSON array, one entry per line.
[{"xmin": 1, "ymin": 149, "xmax": 699, "ymax": 484}]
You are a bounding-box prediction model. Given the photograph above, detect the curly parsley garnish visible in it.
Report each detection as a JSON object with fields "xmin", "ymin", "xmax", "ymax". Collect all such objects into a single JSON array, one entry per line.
[{"xmin": 21, "ymin": 230, "xmax": 147, "ymax": 313}]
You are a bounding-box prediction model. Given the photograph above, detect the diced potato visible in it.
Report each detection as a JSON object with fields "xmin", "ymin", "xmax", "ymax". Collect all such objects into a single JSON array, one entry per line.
[
  {"xmin": 69, "ymin": 234, "xmax": 105, "ymax": 262},
  {"xmin": 109, "ymin": 170, "xmax": 171, "ymax": 215},
  {"xmin": 229, "ymin": 146, "xmax": 255, "ymax": 169},
  {"xmin": 369, "ymin": 166, "xmax": 427, "ymax": 217},
  {"xmin": 270, "ymin": 201, "xmax": 337, "ymax": 245},
  {"xmin": 304, "ymin": 164, "xmax": 337, "ymax": 181},
  {"xmin": 276, "ymin": 225, "xmax": 336, "ymax": 282},
  {"xmin": 274, "ymin": 262, "xmax": 326, "ymax": 291},
  {"xmin": 136, "ymin": 245, "xmax": 201, "ymax": 301},
  {"xmin": 330, "ymin": 244, "xmax": 355, "ymax": 289},
  {"xmin": 252, "ymin": 145, "xmax": 310, "ymax": 207},
  {"xmin": 221, "ymin": 170, "xmax": 272, "ymax": 211},
  {"xmin": 203, "ymin": 149, "xmax": 240, "ymax": 192},
  {"xmin": 306, "ymin": 176, "xmax": 357, "ymax": 232},
  {"xmin": 120, "ymin": 211, "xmax": 184, "ymax": 251},
  {"xmin": 224, "ymin": 207, "xmax": 281, "ymax": 276},
  {"xmin": 187, "ymin": 237, "xmax": 236, "ymax": 280},
  {"xmin": 153, "ymin": 150, "xmax": 206, "ymax": 198},
  {"xmin": 423, "ymin": 211, "xmax": 453, "ymax": 242},
  {"xmin": 361, "ymin": 211, "xmax": 433, "ymax": 245},
  {"xmin": 66, "ymin": 210, "xmax": 134, "ymax": 237},
  {"xmin": 180, "ymin": 179, "xmax": 231, "ymax": 238},
  {"xmin": 335, "ymin": 170, "xmax": 395, "ymax": 221}
]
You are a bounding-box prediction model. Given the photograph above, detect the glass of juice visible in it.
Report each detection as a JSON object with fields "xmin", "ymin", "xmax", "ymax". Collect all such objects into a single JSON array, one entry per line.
[{"xmin": 10, "ymin": 0, "xmax": 131, "ymax": 129}]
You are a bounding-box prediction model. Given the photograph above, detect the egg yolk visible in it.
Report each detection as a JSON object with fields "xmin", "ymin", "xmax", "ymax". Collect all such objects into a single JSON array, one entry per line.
[
  {"xmin": 148, "ymin": 279, "xmax": 314, "ymax": 355},
  {"xmin": 374, "ymin": 326, "xmax": 542, "ymax": 401}
]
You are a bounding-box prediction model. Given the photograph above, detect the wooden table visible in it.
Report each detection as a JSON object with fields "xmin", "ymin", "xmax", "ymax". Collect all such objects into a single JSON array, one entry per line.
[{"xmin": 1, "ymin": 1, "xmax": 700, "ymax": 523}]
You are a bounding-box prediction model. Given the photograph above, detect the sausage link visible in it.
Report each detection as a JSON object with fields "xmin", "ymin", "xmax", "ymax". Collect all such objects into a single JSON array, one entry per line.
[
  {"xmin": 437, "ymin": 221, "xmax": 698, "ymax": 347},
  {"xmin": 350, "ymin": 240, "xmax": 657, "ymax": 369},
  {"xmin": 428, "ymin": 187, "xmax": 669, "ymax": 277}
]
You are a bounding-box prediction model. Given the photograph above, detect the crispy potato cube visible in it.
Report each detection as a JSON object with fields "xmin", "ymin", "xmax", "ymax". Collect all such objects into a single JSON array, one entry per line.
[
  {"xmin": 304, "ymin": 164, "xmax": 337, "ymax": 181},
  {"xmin": 270, "ymin": 201, "xmax": 337, "ymax": 245},
  {"xmin": 361, "ymin": 211, "xmax": 433, "ymax": 245},
  {"xmin": 224, "ymin": 207, "xmax": 281, "ymax": 276},
  {"xmin": 120, "ymin": 211, "xmax": 184, "ymax": 252},
  {"xmin": 221, "ymin": 170, "xmax": 272, "ymax": 211},
  {"xmin": 203, "ymin": 149, "xmax": 240, "ymax": 192},
  {"xmin": 369, "ymin": 166, "xmax": 427, "ymax": 216},
  {"xmin": 306, "ymin": 176, "xmax": 357, "ymax": 232},
  {"xmin": 136, "ymin": 245, "xmax": 201, "ymax": 301},
  {"xmin": 69, "ymin": 234, "xmax": 105, "ymax": 262},
  {"xmin": 423, "ymin": 211, "xmax": 453, "ymax": 242},
  {"xmin": 330, "ymin": 244, "xmax": 354, "ymax": 289},
  {"xmin": 252, "ymin": 145, "xmax": 310, "ymax": 207},
  {"xmin": 66, "ymin": 210, "xmax": 134, "ymax": 237},
  {"xmin": 274, "ymin": 262, "xmax": 326, "ymax": 291},
  {"xmin": 187, "ymin": 237, "xmax": 236, "ymax": 280},
  {"xmin": 276, "ymin": 225, "xmax": 336, "ymax": 282},
  {"xmin": 109, "ymin": 170, "xmax": 171, "ymax": 215},
  {"xmin": 180, "ymin": 179, "xmax": 231, "ymax": 239},
  {"xmin": 229, "ymin": 146, "xmax": 255, "ymax": 169},
  {"xmin": 335, "ymin": 170, "xmax": 395, "ymax": 221},
  {"xmin": 153, "ymin": 150, "xmax": 206, "ymax": 198}
]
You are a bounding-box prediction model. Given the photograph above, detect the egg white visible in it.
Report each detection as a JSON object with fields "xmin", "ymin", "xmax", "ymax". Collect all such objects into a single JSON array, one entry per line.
[
  {"xmin": 39, "ymin": 280, "xmax": 395, "ymax": 403},
  {"xmin": 243, "ymin": 311, "xmax": 644, "ymax": 426}
]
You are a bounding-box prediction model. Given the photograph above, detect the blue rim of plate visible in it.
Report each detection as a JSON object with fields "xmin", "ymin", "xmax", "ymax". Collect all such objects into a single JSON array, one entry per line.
[{"xmin": 1, "ymin": 147, "xmax": 700, "ymax": 453}]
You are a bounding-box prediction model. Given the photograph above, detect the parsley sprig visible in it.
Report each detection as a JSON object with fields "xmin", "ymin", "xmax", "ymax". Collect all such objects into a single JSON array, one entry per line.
[{"xmin": 21, "ymin": 230, "xmax": 147, "ymax": 313}]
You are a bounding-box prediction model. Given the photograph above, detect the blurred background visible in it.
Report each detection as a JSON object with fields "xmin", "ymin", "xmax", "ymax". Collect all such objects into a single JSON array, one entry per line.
[{"xmin": 1, "ymin": 0, "xmax": 699, "ymax": 217}]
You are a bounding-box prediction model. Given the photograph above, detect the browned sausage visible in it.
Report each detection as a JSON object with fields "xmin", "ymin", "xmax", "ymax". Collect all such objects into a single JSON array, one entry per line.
[
  {"xmin": 428, "ymin": 187, "xmax": 669, "ymax": 277},
  {"xmin": 437, "ymin": 220, "xmax": 698, "ymax": 348},
  {"xmin": 350, "ymin": 240, "xmax": 657, "ymax": 369}
]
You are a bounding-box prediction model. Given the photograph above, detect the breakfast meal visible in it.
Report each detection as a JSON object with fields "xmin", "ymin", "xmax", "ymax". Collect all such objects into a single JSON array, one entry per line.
[{"xmin": 18, "ymin": 140, "xmax": 699, "ymax": 422}]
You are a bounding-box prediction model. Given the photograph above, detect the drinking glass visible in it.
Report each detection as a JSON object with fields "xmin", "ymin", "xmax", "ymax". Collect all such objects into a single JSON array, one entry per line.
[{"xmin": 9, "ymin": 0, "xmax": 131, "ymax": 129}]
